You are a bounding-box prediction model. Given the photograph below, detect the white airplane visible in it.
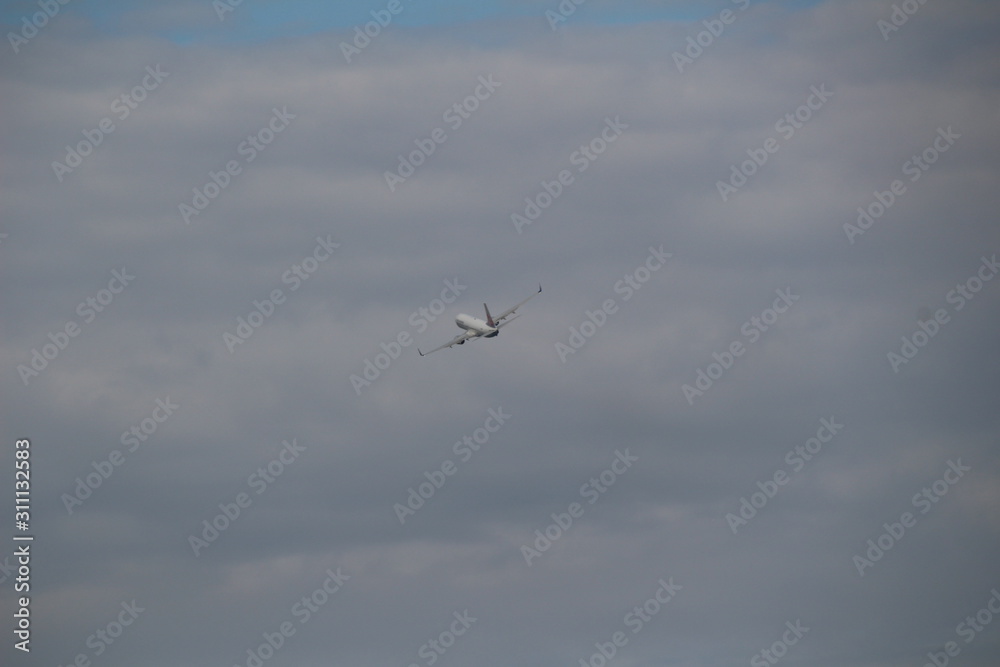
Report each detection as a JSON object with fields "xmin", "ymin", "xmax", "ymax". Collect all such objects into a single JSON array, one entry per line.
[{"xmin": 418, "ymin": 285, "xmax": 542, "ymax": 356}]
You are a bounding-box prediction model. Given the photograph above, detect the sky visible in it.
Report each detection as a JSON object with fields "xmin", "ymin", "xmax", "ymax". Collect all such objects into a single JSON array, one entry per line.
[{"xmin": 2, "ymin": 1, "xmax": 999, "ymax": 666}]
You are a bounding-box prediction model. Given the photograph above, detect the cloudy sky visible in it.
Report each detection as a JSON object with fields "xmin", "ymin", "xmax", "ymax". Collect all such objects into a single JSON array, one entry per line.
[{"xmin": 2, "ymin": 1, "xmax": 999, "ymax": 665}]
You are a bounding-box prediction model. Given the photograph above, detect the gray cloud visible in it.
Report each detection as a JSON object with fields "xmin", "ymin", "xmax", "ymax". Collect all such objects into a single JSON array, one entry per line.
[{"xmin": 2, "ymin": 1, "xmax": 999, "ymax": 666}]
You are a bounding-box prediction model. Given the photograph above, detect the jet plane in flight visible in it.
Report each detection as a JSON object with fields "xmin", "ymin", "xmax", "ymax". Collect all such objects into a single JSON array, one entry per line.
[{"xmin": 417, "ymin": 285, "xmax": 542, "ymax": 356}]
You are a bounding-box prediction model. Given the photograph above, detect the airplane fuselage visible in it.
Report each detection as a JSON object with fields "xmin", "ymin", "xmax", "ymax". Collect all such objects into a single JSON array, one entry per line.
[
  {"xmin": 456, "ymin": 314, "xmax": 498, "ymax": 337},
  {"xmin": 417, "ymin": 286, "xmax": 539, "ymax": 356}
]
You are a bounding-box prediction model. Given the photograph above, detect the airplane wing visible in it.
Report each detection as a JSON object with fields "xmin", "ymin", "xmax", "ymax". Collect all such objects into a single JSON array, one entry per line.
[
  {"xmin": 417, "ymin": 329, "xmax": 479, "ymax": 356},
  {"xmin": 492, "ymin": 285, "xmax": 542, "ymax": 325}
]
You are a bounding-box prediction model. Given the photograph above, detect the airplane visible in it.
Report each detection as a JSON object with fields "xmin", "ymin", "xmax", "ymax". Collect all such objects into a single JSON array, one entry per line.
[{"xmin": 418, "ymin": 285, "xmax": 542, "ymax": 356}]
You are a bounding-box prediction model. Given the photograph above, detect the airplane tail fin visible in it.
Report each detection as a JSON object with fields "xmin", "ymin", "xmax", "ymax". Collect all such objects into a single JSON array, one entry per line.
[{"xmin": 484, "ymin": 303, "xmax": 496, "ymax": 328}]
